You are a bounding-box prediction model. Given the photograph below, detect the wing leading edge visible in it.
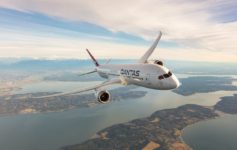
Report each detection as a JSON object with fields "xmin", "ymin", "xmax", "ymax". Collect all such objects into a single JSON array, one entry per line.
[
  {"xmin": 33, "ymin": 78, "xmax": 121, "ymax": 99},
  {"xmin": 138, "ymin": 31, "xmax": 162, "ymax": 63}
]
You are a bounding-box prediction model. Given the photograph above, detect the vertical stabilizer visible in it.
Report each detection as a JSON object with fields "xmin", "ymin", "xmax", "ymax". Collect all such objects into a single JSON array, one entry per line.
[{"xmin": 86, "ymin": 49, "xmax": 100, "ymax": 67}]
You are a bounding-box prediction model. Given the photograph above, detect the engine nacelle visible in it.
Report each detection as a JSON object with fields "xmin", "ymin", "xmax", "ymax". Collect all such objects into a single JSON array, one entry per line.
[
  {"xmin": 96, "ymin": 90, "xmax": 111, "ymax": 104},
  {"xmin": 148, "ymin": 60, "xmax": 163, "ymax": 66}
]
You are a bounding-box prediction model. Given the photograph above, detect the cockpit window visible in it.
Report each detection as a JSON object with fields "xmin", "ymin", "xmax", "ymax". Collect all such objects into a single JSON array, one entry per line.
[
  {"xmin": 158, "ymin": 71, "xmax": 172, "ymax": 80},
  {"xmin": 158, "ymin": 75, "xmax": 164, "ymax": 80},
  {"xmin": 163, "ymin": 74, "xmax": 169, "ymax": 78}
]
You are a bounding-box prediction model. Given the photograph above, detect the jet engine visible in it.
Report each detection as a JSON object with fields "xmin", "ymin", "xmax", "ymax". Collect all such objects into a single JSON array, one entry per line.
[
  {"xmin": 148, "ymin": 60, "xmax": 163, "ymax": 66},
  {"xmin": 96, "ymin": 90, "xmax": 111, "ymax": 104}
]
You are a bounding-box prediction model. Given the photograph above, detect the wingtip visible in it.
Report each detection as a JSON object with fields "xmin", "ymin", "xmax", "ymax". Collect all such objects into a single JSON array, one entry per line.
[
  {"xmin": 138, "ymin": 31, "xmax": 162, "ymax": 63},
  {"xmin": 158, "ymin": 31, "xmax": 162, "ymax": 37}
]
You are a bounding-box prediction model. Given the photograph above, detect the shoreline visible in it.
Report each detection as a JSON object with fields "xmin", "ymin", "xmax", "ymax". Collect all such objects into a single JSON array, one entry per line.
[
  {"xmin": 61, "ymin": 94, "xmax": 237, "ymax": 150},
  {"xmin": 179, "ymin": 106, "xmax": 229, "ymax": 149},
  {"xmin": 179, "ymin": 117, "xmax": 219, "ymax": 150}
]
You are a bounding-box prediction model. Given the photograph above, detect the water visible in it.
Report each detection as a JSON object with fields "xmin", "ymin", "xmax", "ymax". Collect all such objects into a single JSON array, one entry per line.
[
  {"xmin": 182, "ymin": 115, "xmax": 237, "ymax": 150},
  {"xmin": 0, "ymin": 87, "xmax": 236, "ymax": 150},
  {"xmin": 13, "ymin": 81, "xmax": 101, "ymax": 94},
  {"xmin": 1, "ymin": 72, "xmax": 237, "ymax": 150}
]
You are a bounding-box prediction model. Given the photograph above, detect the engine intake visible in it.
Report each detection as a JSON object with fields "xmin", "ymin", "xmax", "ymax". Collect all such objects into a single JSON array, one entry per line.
[
  {"xmin": 96, "ymin": 90, "xmax": 111, "ymax": 104},
  {"xmin": 154, "ymin": 60, "xmax": 163, "ymax": 66},
  {"xmin": 148, "ymin": 60, "xmax": 163, "ymax": 66}
]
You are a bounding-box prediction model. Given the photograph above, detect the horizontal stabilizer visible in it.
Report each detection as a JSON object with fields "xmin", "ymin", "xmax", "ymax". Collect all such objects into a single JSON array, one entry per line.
[{"xmin": 78, "ymin": 70, "xmax": 96, "ymax": 77}]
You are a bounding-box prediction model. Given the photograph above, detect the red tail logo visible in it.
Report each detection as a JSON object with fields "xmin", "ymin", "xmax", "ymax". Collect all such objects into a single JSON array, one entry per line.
[{"xmin": 86, "ymin": 49, "xmax": 100, "ymax": 67}]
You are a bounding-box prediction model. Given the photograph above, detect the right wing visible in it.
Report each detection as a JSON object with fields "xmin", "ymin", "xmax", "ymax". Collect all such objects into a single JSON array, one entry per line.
[
  {"xmin": 138, "ymin": 31, "xmax": 162, "ymax": 63},
  {"xmin": 33, "ymin": 78, "xmax": 122, "ymax": 98}
]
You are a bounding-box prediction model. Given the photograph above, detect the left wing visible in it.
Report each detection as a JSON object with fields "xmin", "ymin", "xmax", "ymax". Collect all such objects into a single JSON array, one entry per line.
[
  {"xmin": 138, "ymin": 31, "xmax": 162, "ymax": 63},
  {"xmin": 33, "ymin": 78, "xmax": 122, "ymax": 98}
]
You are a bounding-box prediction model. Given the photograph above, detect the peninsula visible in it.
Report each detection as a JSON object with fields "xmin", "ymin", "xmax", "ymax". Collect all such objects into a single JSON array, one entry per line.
[
  {"xmin": 61, "ymin": 94, "xmax": 237, "ymax": 150},
  {"xmin": 0, "ymin": 86, "xmax": 147, "ymax": 115}
]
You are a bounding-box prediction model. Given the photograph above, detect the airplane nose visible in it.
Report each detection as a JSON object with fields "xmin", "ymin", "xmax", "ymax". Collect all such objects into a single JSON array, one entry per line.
[{"xmin": 171, "ymin": 75, "xmax": 181, "ymax": 89}]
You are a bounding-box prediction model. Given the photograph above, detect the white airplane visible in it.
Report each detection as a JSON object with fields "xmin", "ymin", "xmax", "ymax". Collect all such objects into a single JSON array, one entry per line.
[{"xmin": 36, "ymin": 31, "xmax": 180, "ymax": 103}]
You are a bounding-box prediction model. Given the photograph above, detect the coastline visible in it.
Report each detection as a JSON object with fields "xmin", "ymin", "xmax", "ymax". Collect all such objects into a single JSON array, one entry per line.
[
  {"xmin": 61, "ymin": 94, "xmax": 237, "ymax": 150},
  {"xmin": 179, "ymin": 117, "xmax": 219, "ymax": 150},
  {"xmin": 179, "ymin": 105, "xmax": 228, "ymax": 148}
]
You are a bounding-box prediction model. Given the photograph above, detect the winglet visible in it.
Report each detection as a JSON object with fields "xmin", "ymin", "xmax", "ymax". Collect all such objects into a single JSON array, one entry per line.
[
  {"xmin": 138, "ymin": 31, "xmax": 162, "ymax": 63},
  {"xmin": 86, "ymin": 49, "xmax": 100, "ymax": 67}
]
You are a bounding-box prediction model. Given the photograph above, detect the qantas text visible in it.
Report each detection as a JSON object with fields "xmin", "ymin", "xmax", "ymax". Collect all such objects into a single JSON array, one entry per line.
[{"xmin": 120, "ymin": 69, "xmax": 140, "ymax": 76}]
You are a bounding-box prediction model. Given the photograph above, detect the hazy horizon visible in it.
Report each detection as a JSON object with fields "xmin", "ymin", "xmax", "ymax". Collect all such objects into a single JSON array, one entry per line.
[{"xmin": 0, "ymin": 0, "xmax": 237, "ymax": 62}]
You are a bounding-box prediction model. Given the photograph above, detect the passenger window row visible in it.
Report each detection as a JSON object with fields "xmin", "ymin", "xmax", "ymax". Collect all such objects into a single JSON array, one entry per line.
[{"xmin": 158, "ymin": 71, "xmax": 172, "ymax": 80}]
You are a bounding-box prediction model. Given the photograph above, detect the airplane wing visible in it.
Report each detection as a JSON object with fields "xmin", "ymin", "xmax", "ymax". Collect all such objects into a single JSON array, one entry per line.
[
  {"xmin": 33, "ymin": 78, "xmax": 122, "ymax": 98},
  {"xmin": 138, "ymin": 31, "xmax": 162, "ymax": 63}
]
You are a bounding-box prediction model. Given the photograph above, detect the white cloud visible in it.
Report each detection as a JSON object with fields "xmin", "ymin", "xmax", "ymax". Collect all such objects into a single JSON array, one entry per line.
[
  {"xmin": 0, "ymin": 0, "xmax": 236, "ymax": 61},
  {"xmin": 0, "ymin": 29, "xmax": 236, "ymax": 62}
]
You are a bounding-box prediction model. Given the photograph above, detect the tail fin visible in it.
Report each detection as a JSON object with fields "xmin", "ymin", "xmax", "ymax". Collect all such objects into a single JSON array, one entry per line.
[{"xmin": 86, "ymin": 49, "xmax": 100, "ymax": 67}]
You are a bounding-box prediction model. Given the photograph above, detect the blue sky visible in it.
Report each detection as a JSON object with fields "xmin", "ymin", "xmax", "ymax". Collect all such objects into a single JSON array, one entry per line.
[{"xmin": 0, "ymin": 0, "xmax": 236, "ymax": 62}]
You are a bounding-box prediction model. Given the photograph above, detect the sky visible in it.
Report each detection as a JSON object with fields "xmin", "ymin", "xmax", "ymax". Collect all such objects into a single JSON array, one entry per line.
[{"xmin": 0, "ymin": 0, "xmax": 236, "ymax": 62}]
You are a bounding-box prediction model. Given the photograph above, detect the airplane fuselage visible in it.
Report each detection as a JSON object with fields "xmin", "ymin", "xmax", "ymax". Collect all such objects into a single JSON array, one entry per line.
[
  {"xmin": 34, "ymin": 32, "xmax": 181, "ymax": 103},
  {"xmin": 96, "ymin": 63, "xmax": 180, "ymax": 90}
]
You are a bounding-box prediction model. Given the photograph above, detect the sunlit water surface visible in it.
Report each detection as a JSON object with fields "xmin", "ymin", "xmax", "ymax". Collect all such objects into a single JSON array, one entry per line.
[
  {"xmin": 0, "ymin": 74, "xmax": 236, "ymax": 150},
  {"xmin": 182, "ymin": 114, "xmax": 237, "ymax": 150}
]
